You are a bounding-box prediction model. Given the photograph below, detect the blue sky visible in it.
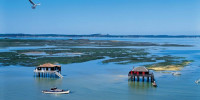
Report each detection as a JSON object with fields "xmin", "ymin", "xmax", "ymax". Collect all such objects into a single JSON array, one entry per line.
[{"xmin": 0, "ymin": 0, "xmax": 200, "ymax": 35}]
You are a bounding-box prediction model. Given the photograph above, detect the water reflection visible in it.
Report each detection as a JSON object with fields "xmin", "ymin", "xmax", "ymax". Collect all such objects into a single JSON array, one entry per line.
[
  {"xmin": 128, "ymin": 81, "xmax": 153, "ymax": 89},
  {"xmin": 34, "ymin": 77, "xmax": 62, "ymax": 87},
  {"xmin": 42, "ymin": 92, "xmax": 70, "ymax": 97}
]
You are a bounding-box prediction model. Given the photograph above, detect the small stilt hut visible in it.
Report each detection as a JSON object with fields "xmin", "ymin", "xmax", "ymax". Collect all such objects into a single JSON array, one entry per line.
[
  {"xmin": 34, "ymin": 63, "xmax": 63, "ymax": 78},
  {"xmin": 128, "ymin": 66, "xmax": 155, "ymax": 82}
]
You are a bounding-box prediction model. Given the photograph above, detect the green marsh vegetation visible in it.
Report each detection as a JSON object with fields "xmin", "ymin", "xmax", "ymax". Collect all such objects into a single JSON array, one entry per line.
[{"xmin": 0, "ymin": 39, "xmax": 193, "ymax": 70}]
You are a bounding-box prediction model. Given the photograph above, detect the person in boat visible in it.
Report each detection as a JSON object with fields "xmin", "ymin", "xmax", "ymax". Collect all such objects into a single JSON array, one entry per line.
[{"xmin": 51, "ymin": 87, "xmax": 57, "ymax": 90}]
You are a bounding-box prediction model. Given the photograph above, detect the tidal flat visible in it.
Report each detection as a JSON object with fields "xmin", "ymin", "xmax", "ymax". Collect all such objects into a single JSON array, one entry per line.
[
  {"xmin": 1, "ymin": 37, "xmax": 200, "ymax": 100},
  {"xmin": 0, "ymin": 38, "xmax": 192, "ymax": 70}
]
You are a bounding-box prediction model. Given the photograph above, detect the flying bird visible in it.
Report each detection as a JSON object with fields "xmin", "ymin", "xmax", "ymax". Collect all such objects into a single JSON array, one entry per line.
[{"xmin": 29, "ymin": 0, "xmax": 40, "ymax": 9}]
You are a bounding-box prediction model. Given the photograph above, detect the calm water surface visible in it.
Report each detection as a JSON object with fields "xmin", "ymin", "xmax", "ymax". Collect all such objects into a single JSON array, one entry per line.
[{"xmin": 0, "ymin": 38, "xmax": 200, "ymax": 100}]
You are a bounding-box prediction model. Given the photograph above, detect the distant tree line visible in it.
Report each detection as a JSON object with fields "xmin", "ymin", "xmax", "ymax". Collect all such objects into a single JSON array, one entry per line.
[{"xmin": 0, "ymin": 33, "xmax": 200, "ymax": 38}]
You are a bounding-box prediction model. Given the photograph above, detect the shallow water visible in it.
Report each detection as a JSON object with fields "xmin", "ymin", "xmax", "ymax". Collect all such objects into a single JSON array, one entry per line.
[{"xmin": 0, "ymin": 38, "xmax": 200, "ymax": 100}]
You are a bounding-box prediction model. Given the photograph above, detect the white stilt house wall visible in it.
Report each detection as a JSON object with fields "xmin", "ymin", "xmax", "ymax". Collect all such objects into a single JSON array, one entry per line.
[{"xmin": 34, "ymin": 63, "xmax": 63, "ymax": 78}]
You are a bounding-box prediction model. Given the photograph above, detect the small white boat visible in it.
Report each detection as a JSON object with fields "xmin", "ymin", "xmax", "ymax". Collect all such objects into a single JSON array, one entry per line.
[
  {"xmin": 42, "ymin": 87, "xmax": 70, "ymax": 94},
  {"xmin": 172, "ymin": 72, "xmax": 181, "ymax": 76},
  {"xmin": 195, "ymin": 79, "xmax": 200, "ymax": 84},
  {"xmin": 152, "ymin": 81, "xmax": 157, "ymax": 87}
]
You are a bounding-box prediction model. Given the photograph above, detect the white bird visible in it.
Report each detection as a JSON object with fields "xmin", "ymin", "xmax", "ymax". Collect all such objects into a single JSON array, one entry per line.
[{"xmin": 29, "ymin": 0, "xmax": 40, "ymax": 9}]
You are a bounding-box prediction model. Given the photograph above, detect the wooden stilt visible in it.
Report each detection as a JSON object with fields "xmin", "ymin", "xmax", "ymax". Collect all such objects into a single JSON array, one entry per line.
[
  {"xmin": 142, "ymin": 76, "xmax": 144, "ymax": 82},
  {"xmin": 137, "ymin": 76, "xmax": 139, "ymax": 81},
  {"xmin": 131, "ymin": 76, "xmax": 133, "ymax": 81}
]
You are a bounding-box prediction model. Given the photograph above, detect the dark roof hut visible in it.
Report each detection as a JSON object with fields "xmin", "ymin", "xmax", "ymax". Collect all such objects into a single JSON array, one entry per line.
[{"xmin": 128, "ymin": 66, "xmax": 155, "ymax": 82}]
